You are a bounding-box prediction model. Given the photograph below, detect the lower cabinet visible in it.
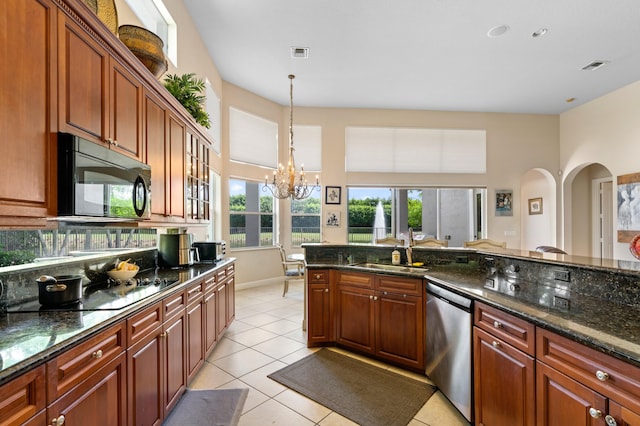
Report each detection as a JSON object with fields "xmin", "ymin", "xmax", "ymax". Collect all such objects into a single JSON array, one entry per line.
[
  {"xmin": 473, "ymin": 302, "xmax": 535, "ymax": 426},
  {"xmin": 332, "ymin": 270, "xmax": 425, "ymax": 371},
  {"xmin": 307, "ymin": 269, "xmax": 332, "ymax": 345},
  {"xmin": 186, "ymin": 279, "xmax": 205, "ymax": 383},
  {"xmin": 0, "ymin": 365, "xmax": 45, "ymax": 426}
]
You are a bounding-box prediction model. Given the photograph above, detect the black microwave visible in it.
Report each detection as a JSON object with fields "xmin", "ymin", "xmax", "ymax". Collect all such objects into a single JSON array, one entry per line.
[{"xmin": 57, "ymin": 133, "xmax": 151, "ymax": 220}]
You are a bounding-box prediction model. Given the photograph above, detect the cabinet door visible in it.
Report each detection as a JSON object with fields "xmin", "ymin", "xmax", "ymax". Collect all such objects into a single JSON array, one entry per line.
[
  {"xmin": 167, "ymin": 113, "xmax": 185, "ymax": 218},
  {"xmin": 127, "ymin": 326, "xmax": 163, "ymax": 426},
  {"xmin": 375, "ymin": 291, "xmax": 423, "ymax": 369},
  {"xmin": 335, "ymin": 285, "xmax": 375, "ymax": 353},
  {"xmin": 226, "ymin": 275, "xmax": 236, "ymax": 325},
  {"xmin": 59, "ymin": 15, "xmax": 108, "ymax": 141},
  {"xmin": 204, "ymin": 288, "xmax": 218, "ymax": 356},
  {"xmin": 186, "ymin": 299, "xmax": 204, "ymax": 383},
  {"xmin": 216, "ymin": 281, "xmax": 228, "ymax": 339},
  {"xmin": 144, "ymin": 90, "xmax": 168, "ymax": 216},
  {"xmin": 307, "ymin": 282, "xmax": 332, "ymax": 345},
  {"xmin": 473, "ymin": 327, "xmax": 535, "ymax": 426},
  {"xmin": 109, "ymin": 57, "xmax": 143, "ymax": 160},
  {"xmin": 164, "ymin": 311, "xmax": 187, "ymax": 415},
  {"xmin": 536, "ymin": 361, "xmax": 607, "ymax": 426},
  {"xmin": 48, "ymin": 352, "xmax": 127, "ymax": 426},
  {"xmin": 609, "ymin": 401, "xmax": 640, "ymax": 426},
  {"xmin": 0, "ymin": 0, "xmax": 55, "ymax": 220},
  {"xmin": 0, "ymin": 365, "xmax": 46, "ymax": 426}
]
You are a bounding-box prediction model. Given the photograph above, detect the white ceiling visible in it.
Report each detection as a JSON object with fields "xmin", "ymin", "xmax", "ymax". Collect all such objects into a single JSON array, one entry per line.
[{"xmin": 183, "ymin": 0, "xmax": 640, "ymax": 114}]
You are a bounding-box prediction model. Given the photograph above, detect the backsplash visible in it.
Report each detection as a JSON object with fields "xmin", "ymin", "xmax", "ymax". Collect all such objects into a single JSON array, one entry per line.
[{"xmin": 0, "ymin": 248, "xmax": 157, "ymax": 313}]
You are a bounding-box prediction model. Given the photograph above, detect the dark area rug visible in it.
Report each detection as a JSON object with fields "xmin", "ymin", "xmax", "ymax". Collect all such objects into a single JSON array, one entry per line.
[
  {"xmin": 268, "ymin": 349, "xmax": 436, "ymax": 426},
  {"xmin": 162, "ymin": 388, "xmax": 248, "ymax": 426}
]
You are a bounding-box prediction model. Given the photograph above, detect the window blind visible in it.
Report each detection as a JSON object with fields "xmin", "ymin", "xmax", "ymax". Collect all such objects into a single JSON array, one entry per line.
[
  {"xmin": 345, "ymin": 127, "xmax": 486, "ymax": 173},
  {"xmin": 229, "ymin": 107, "xmax": 278, "ymax": 168},
  {"xmin": 292, "ymin": 125, "xmax": 322, "ymax": 172}
]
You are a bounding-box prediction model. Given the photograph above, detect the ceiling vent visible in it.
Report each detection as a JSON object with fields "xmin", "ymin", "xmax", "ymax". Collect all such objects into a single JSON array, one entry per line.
[
  {"xmin": 581, "ymin": 60, "xmax": 609, "ymax": 71},
  {"xmin": 290, "ymin": 47, "xmax": 309, "ymax": 59}
]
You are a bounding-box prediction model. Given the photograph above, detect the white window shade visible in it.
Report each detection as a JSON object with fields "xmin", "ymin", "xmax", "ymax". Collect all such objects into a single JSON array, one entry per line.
[
  {"xmin": 206, "ymin": 82, "xmax": 221, "ymax": 154},
  {"xmin": 292, "ymin": 125, "xmax": 322, "ymax": 172},
  {"xmin": 345, "ymin": 126, "xmax": 486, "ymax": 173},
  {"xmin": 229, "ymin": 108, "xmax": 278, "ymax": 168}
]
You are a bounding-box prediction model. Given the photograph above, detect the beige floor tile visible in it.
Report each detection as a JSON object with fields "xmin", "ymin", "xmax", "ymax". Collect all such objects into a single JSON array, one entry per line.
[
  {"xmin": 240, "ymin": 312, "xmax": 282, "ymax": 327},
  {"xmin": 279, "ymin": 347, "xmax": 319, "ymax": 365},
  {"xmin": 227, "ymin": 326, "xmax": 279, "ymax": 346},
  {"xmin": 274, "ymin": 388, "xmax": 332, "ymax": 423},
  {"xmin": 215, "ymin": 378, "xmax": 268, "ymax": 414},
  {"xmin": 238, "ymin": 398, "xmax": 315, "ymax": 426},
  {"xmin": 259, "ymin": 318, "xmax": 301, "ymax": 335},
  {"xmin": 225, "ymin": 319, "xmax": 254, "ymax": 335},
  {"xmin": 237, "ymin": 360, "xmax": 288, "ymax": 397},
  {"xmin": 187, "ymin": 361, "xmax": 235, "ymax": 390},
  {"xmin": 212, "ymin": 347, "xmax": 275, "ymax": 377},
  {"xmin": 206, "ymin": 336, "xmax": 247, "ymax": 362},
  {"xmin": 413, "ymin": 391, "xmax": 471, "ymax": 426},
  {"xmin": 283, "ymin": 327, "xmax": 307, "ymax": 344},
  {"xmin": 251, "ymin": 335, "xmax": 307, "ymax": 359},
  {"xmin": 316, "ymin": 411, "xmax": 360, "ymax": 426}
]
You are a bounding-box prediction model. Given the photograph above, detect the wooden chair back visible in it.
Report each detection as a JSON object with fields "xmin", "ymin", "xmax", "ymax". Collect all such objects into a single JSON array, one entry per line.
[
  {"xmin": 463, "ymin": 239, "xmax": 506, "ymax": 249},
  {"xmin": 412, "ymin": 238, "xmax": 448, "ymax": 248}
]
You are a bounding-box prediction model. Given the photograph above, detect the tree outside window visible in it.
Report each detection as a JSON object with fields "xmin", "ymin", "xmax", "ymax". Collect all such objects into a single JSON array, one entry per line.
[
  {"xmin": 291, "ymin": 188, "xmax": 321, "ymax": 246},
  {"xmin": 229, "ymin": 179, "xmax": 274, "ymax": 248}
]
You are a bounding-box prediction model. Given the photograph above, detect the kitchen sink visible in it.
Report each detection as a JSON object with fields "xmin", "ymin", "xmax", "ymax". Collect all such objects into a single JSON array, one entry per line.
[{"xmin": 352, "ymin": 263, "xmax": 429, "ymax": 273}]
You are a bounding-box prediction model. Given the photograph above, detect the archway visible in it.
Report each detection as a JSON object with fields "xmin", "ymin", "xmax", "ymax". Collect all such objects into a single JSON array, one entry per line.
[{"xmin": 521, "ymin": 168, "xmax": 557, "ymax": 251}]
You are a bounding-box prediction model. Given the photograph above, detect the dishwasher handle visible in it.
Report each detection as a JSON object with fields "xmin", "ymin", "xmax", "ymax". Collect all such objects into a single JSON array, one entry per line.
[{"xmin": 426, "ymin": 282, "xmax": 473, "ymax": 313}]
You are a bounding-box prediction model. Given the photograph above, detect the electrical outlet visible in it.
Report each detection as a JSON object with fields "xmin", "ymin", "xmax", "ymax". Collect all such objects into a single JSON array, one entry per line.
[
  {"xmin": 553, "ymin": 269, "xmax": 570, "ymax": 282},
  {"xmin": 553, "ymin": 295, "xmax": 570, "ymax": 310}
]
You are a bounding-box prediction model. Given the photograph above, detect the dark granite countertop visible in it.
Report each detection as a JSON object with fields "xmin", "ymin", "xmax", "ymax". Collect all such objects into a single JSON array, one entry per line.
[
  {"xmin": 0, "ymin": 259, "xmax": 235, "ymax": 386},
  {"xmin": 308, "ymin": 262, "xmax": 640, "ymax": 368}
]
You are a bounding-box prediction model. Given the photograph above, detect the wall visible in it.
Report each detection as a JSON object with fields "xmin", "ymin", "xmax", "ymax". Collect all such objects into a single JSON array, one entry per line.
[{"xmin": 560, "ymin": 80, "xmax": 640, "ymax": 260}]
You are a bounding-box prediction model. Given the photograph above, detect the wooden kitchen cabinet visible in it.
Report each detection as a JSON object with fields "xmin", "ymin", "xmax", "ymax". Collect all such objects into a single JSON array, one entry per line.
[
  {"xmin": 186, "ymin": 279, "xmax": 205, "ymax": 383},
  {"xmin": 203, "ymin": 272, "xmax": 218, "ymax": 356},
  {"xmin": 0, "ymin": 365, "xmax": 46, "ymax": 426},
  {"xmin": 336, "ymin": 272, "xmax": 376, "ymax": 354},
  {"xmin": 537, "ymin": 327, "xmax": 640, "ymax": 426},
  {"xmin": 307, "ymin": 269, "xmax": 333, "ymax": 346},
  {"xmin": 186, "ymin": 131, "xmax": 211, "ymax": 222},
  {"xmin": 144, "ymin": 89, "xmax": 168, "ymax": 217},
  {"xmin": 59, "ymin": 15, "xmax": 143, "ymax": 160},
  {"xmin": 167, "ymin": 113, "xmax": 186, "ymax": 220},
  {"xmin": 0, "ymin": 0, "xmax": 56, "ymax": 222},
  {"xmin": 473, "ymin": 302, "xmax": 535, "ymax": 426}
]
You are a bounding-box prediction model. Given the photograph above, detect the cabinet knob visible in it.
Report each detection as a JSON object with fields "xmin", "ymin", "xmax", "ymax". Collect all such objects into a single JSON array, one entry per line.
[
  {"xmin": 492, "ymin": 341, "xmax": 501, "ymax": 348},
  {"xmin": 605, "ymin": 415, "xmax": 618, "ymax": 426},
  {"xmin": 314, "ymin": 274, "xmax": 321, "ymax": 280},
  {"xmin": 50, "ymin": 415, "xmax": 65, "ymax": 426},
  {"xmin": 493, "ymin": 321, "xmax": 502, "ymax": 328},
  {"xmin": 324, "ymin": 288, "xmax": 329, "ymax": 293},
  {"xmin": 161, "ymin": 331, "xmax": 168, "ymax": 338},
  {"xmin": 112, "ymin": 140, "xmax": 118, "ymax": 147},
  {"xmin": 589, "ymin": 408, "xmax": 602, "ymax": 418},
  {"xmin": 374, "ymin": 296, "xmax": 378, "ymax": 301},
  {"xmin": 595, "ymin": 370, "xmax": 609, "ymax": 381},
  {"xmin": 91, "ymin": 349, "xmax": 103, "ymax": 359}
]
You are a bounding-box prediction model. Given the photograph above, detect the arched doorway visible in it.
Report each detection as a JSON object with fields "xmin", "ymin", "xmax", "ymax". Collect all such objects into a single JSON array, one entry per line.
[{"xmin": 521, "ymin": 168, "xmax": 557, "ymax": 251}]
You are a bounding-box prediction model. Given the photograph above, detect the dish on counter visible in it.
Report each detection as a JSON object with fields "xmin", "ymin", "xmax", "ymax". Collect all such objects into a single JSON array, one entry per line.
[{"xmin": 630, "ymin": 233, "xmax": 640, "ymax": 259}]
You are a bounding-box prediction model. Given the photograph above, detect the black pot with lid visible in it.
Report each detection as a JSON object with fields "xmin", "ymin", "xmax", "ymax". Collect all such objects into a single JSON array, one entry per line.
[{"xmin": 36, "ymin": 275, "xmax": 83, "ymax": 307}]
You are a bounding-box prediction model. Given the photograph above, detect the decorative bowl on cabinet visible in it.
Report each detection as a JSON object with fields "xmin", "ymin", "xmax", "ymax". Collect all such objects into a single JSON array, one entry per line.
[{"xmin": 118, "ymin": 25, "xmax": 168, "ymax": 79}]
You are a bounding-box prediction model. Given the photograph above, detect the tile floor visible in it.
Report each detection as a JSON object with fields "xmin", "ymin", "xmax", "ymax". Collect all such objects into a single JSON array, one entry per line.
[{"xmin": 189, "ymin": 279, "xmax": 471, "ymax": 426}]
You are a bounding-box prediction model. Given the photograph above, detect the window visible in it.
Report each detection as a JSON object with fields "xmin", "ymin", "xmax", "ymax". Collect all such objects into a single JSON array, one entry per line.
[
  {"xmin": 229, "ymin": 108, "xmax": 278, "ymax": 168},
  {"xmin": 291, "ymin": 188, "xmax": 322, "ymax": 246},
  {"xmin": 229, "ymin": 179, "xmax": 274, "ymax": 248},
  {"xmin": 345, "ymin": 127, "xmax": 486, "ymax": 173},
  {"xmin": 123, "ymin": 0, "xmax": 177, "ymax": 65},
  {"xmin": 206, "ymin": 81, "xmax": 221, "ymax": 154},
  {"xmin": 347, "ymin": 187, "xmax": 486, "ymax": 247}
]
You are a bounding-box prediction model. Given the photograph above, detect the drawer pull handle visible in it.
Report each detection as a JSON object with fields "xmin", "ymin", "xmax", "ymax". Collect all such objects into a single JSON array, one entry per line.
[
  {"xmin": 595, "ymin": 370, "xmax": 609, "ymax": 382},
  {"xmin": 492, "ymin": 341, "xmax": 501, "ymax": 348},
  {"xmin": 50, "ymin": 415, "xmax": 65, "ymax": 426},
  {"xmin": 92, "ymin": 349, "xmax": 103, "ymax": 359},
  {"xmin": 493, "ymin": 321, "xmax": 502, "ymax": 328},
  {"xmin": 605, "ymin": 415, "xmax": 618, "ymax": 426},
  {"xmin": 589, "ymin": 408, "xmax": 602, "ymax": 419}
]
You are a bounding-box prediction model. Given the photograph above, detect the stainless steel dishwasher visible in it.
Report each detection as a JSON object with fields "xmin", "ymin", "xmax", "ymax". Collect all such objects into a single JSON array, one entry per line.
[{"xmin": 425, "ymin": 281, "xmax": 473, "ymax": 422}]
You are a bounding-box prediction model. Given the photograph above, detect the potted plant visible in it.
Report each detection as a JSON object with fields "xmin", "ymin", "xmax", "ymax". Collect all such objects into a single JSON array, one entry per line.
[{"xmin": 163, "ymin": 73, "xmax": 211, "ymax": 128}]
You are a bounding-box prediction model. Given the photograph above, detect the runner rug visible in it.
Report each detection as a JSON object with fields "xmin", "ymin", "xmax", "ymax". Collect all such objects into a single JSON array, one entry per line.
[
  {"xmin": 162, "ymin": 388, "xmax": 248, "ymax": 426},
  {"xmin": 268, "ymin": 349, "xmax": 436, "ymax": 426}
]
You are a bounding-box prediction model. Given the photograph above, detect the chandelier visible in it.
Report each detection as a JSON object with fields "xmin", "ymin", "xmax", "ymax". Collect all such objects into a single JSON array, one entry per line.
[{"xmin": 263, "ymin": 74, "xmax": 319, "ymax": 200}]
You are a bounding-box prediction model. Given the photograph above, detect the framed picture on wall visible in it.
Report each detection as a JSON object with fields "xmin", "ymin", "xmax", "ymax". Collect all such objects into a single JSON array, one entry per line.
[
  {"xmin": 528, "ymin": 197, "xmax": 543, "ymax": 215},
  {"xmin": 325, "ymin": 186, "xmax": 341, "ymax": 204},
  {"xmin": 495, "ymin": 189, "xmax": 513, "ymax": 216},
  {"xmin": 325, "ymin": 211, "xmax": 341, "ymax": 227},
  {"xmin": 617, "ymin": 172, "xmax": 640, "ymax": 242}
]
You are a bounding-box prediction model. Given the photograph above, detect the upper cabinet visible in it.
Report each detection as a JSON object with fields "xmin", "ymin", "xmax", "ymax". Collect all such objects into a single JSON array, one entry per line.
[
  {"xmin": 58, "ymin": 14, "xmax": 143, "ymax": 161},
  {"xmin": 0, "ymin": 0, "xmax": 57, "ymax": 223},
  {"xmin": 186, "ymin": 131, "xmax": 211, "ymax": 222}
]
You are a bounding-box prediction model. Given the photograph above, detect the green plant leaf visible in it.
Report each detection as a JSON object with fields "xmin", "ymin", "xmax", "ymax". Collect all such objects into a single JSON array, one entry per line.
[{"xmin": 163, "ymin": 73, "xmax": 212, "ymax": 128}]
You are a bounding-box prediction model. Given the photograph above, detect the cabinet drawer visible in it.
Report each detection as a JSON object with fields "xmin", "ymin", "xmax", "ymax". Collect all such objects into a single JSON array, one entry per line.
[
  {"xmin": 217, "ymin": 268, "xmax": 227, "ymax": 281},
  {"xmin": 0, "ymin": 365, "xmax": 46, "ymax": 425},
  {"xmin": 204, "ymin": 273, "xmax": 217, "ymax": 293},
  {"xmin": 474, "ymin": 302, "xmax": 535, "ymax": 355},
  {"xmin": 164, "ymin": 290, "xmax": 187, "ymax": 319},
  {"xmin": 537, "ymin": 328, "xmax": 640, "ymax": 414},
  {"xmin": 375, "ymin": 275, "xmax": 422, "ymax": 296},
  {"xmin": 226, "ymin": 264, "xmax": 235, "ymax": 276},
  {"xmin": 308, "ymin": 269, "xmax": 329, "ymax": 284},
  {"xmin": 337, "ymin": 271, "xmax": 373, "ymax": 289},
  {"xmin": 46, "ymin": 322, "xmax": 125, "ymax": 402},
  {"xmin": 186, "ymin": 280, "xmax": 204, "ymax": 305},
  {"xmin": 127, "ymin": 302, "xmax": 163, "ymax": 347}
]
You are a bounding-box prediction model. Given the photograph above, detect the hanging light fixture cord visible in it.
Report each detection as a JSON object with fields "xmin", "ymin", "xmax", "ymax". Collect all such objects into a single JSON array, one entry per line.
[{"xmin": 263, "ymin": 75, "xmax": 319, "ymax": 200}]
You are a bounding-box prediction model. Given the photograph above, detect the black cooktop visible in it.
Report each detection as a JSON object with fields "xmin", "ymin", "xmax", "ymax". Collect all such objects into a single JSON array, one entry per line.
[{"xmin": 7, "ymin": 270, "xmax": 182, "ymax": 313}]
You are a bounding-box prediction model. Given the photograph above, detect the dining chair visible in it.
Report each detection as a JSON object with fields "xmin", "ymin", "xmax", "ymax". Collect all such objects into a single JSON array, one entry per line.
[
  {"xmin": 463, "ymin": 239, "xmax": 506, "ymax": 249},
  {"xmin": 374, "ymin": 237, "xmax": 405, "ymax": 246},
  {"xmin": 278, "ymin": 244, "xmax": 305, "ymax": 297},
  {"xmin": 412, "ymin": 237, "xmax": 448, "ymax": 248}
]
